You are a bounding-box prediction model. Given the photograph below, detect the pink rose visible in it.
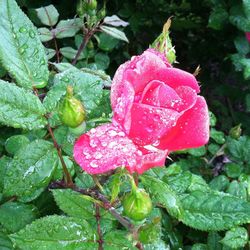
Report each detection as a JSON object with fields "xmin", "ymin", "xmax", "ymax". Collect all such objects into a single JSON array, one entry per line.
[
  {"xmin": 246, "ymin": 32, "xmax": 250, "ymax": 43},
  {"xmin": 74, "ymin": 49, "xmax": 209, "ymax": 174}
]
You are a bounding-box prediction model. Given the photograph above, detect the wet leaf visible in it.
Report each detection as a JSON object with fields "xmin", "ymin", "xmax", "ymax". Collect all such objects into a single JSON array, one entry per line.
[
  {"xmin": 35, "ymin": 5, "xmax": 59, "ymax": 26},
  {"xmin": 0, "ymin": 202, "xmax": 38, "ymax": 233},
  {"xmin": 0, "ymin": 80, "xmax": 47, "ymax": 130},
  {"xmin": 4, "ymin": 140, "xmax": 58, "ymax": 202},
  {"xmin": 0, "ymin": 0, "xmax": 49, "ymax": 89},
  {"xmin": 10, "ymin": 215, "xmax": 97, "ymax": 250}
]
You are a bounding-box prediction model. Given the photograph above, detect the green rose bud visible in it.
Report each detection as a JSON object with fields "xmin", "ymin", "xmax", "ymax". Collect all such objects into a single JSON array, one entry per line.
[
  {"xmin": 229, "ymin": 124, "xmax": 242, "ymax": 140},
  {"xmin": 77, "ymin": 0, "xmax": 97, "ymax": 17},
  {"xmin": 151, "ymin": 18, "xmax": 176, "ymax": 64},
  {"xmin": 59, "ymin": 86, "xmax": 85, "ymax": 128},
  {"xmin": 122, "ymin": 188, "xmax": 152, "ymax": 221}
]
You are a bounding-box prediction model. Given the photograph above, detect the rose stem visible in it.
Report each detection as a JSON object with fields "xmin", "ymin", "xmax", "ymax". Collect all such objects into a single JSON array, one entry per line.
[{"xmin": 95, "ymin": 204, "xmax": 104, "ymax": 250}]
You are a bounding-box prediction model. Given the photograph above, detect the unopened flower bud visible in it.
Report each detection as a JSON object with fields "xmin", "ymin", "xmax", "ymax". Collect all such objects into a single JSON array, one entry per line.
[{"xmin": 59, "ymin": 86, "xmax": 85, "ymax": 128}]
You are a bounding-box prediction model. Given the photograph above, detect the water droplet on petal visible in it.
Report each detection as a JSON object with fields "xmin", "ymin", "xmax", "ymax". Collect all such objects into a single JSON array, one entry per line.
[
  {"xmin": 90, "ymin": 160, "xmax": 98, "ymax": 168},
  {"xmin": 93, "ymin": 152, "xmax": 103, "ymax": 159},
  {"xmin": 107, "ymin": 130, "xmax": 117, "ymax": 137},
  {"xmin": 118, "ymin": 131, "xmax": 125, "ymax": 137}
]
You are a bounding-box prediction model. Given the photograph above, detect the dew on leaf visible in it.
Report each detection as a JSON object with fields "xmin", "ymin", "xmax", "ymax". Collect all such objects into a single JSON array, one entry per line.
[
  {"xmin": 19, "ymin": 27, "xmax": 27, "ymax": 33},
  {"xmin": 29, "ymin": 30, "xmax": 35, "ymax": 38}
]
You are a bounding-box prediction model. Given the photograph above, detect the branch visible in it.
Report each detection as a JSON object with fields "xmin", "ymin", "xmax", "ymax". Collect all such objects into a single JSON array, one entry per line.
[
  {"xmin": 95, "ymin": 204, "xmax": 103, "ymax": 250},
  {"xmin": 72, "ymin": 30, "xmax": 91, "ymax": 65},
  {"xmin": 49, "ymin": 181, "xmax": 134, "ymax": 232},
  {"xmin": 47, "ymin": 124, "xmax": 73, "ymax": 187}
]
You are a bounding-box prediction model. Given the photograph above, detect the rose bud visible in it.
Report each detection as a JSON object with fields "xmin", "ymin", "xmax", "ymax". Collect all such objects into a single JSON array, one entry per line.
[
  {"xmin": 59, "ymin": 86, "xmax": 85, "ymax": 128},
  {"xmin": 122, "ymin": 188, "xmax": 152, "ymax": 221}
]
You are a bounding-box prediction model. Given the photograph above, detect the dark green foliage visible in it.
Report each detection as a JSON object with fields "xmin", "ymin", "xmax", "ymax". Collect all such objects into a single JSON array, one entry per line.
[{"xmin": 0, "ymin": 0, "xmax": 250, "ymax": 249}]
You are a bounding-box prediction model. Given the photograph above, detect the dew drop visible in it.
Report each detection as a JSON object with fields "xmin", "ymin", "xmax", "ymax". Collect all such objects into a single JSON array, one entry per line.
[
  {"xmin": 18, "ymin": 47, "xmax": 25, "ymax": 54},
  {"xmin": 90, "ymin": 139, "xmax": 97, "ymax": 148},
  {"xmin": 19, "ymin": 27, "xmax": 27, "ymax": 33},
  {"xmin": 40, "ymin": 59, "xmax": 46, "ymax": 65},
  {"xmin": 107, "ymin": 130, "xmax": 117, "ymax": 137},
  {"xmin": 118, "ymin": 131, "xmax": 125, "ymax": 137},
  {"xmin": 93, "ymin": 152, "xmax": 103, "ymax": 159},
  {"xmin": 101, "ymin": 141, "xmax": 108, "ymax": 147},
  {"xmin": 90, "ymin": 160, "xmax": 98, "ymax": 168},
  {"xmin": 29, "ymin": 30, "xmax": 35, "ymax": 38},
  {"xmin": 108, "ymin": 141, "xmax": 117, "ymax": 148}
]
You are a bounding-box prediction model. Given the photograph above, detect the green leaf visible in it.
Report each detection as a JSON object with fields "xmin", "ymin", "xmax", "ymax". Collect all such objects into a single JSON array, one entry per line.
[
  {"xmin": 4, "ymin": 140, "xmax": 58, "ymax": 202},
  {"xmin": 224, "ymin": 163, "xmax": 243, "ymax": 178},
  {"xmin": 163, "ymin": 170, "xmax": 192, "ymax": 194},
  {"xmin": 53, "ymin": 156, "xmax": 75, "ymax": 181},
  {"xmin": 95, "ymin": 53, "xmax": 110, "ymax": 70},
  {"xmin": 209, "ymin": 111, "xmax": 217, "ymax": 127},
  {"xmin": 0, "ymin": 231, "xmax": 13, "ymax": 250},
  {"xmin": 207, "ymin": 232, "xmax": 222, "ymax": 250},
  {"xmin": 45, "ymin": 48, "xmax": 56, "ymax": 60},
  {"xmin": 0, "ymin": 80, "xmax": 47, "ymax": 130},
  {"xmin": 52, "ymin": 189, "xmax": 94, "ymax": 219},
  {"xmin": 229, "ymin": 5, "xmax": 250, "ymax": 31},
  {"xmin": 103, "ymin": 15, "xmax": 129, "ymax": 27},
  {"xmin": 208, "ymin": 6, "xmax": 228, "ymax": 30},
  {"xmin": 234, "ymin": 36, "xmax": 250, "ymax": 55},
  {"xmin": 10, "ymin": 215, "xmax": 97, "ymax": 250},
  {"xmin": 100, "ymin": 25, "xmax": 129, "ymax": 42},
  {"xmin": 38, "ymin": 27, "xmax": 53, "ymax": 42},
  {"xmin": 98, "ymin": 33, "xmax": 119, "ymax": 52},
  {"xmin": 187, "ymin": 174, "xmax": 210, "ymax": 192},
  {"xmin": 209, "ymin": 175, "xmax": 230, "ymax": 192},
  {"xmin": 187, "ymin": 146, "xmax": 206, "ymax": 157},
  {"xmin": 0, "ymin": 202, "xmax": 38, "ymax": 233},
  {"xmin": 221, "ymin": 227, "xmax": 248, "ymax": 249},
  {"xmin": 53, "ymin": 126, "xmax": 77, "ymax": 156},
  {"xmin": 103, "ymin": 230, "xmax": 137, "ymax": 250},
  {"xmin": 5, "ymin": 135, "xmax": 30, "ymax": 155},
  {"xmin": 0, "ymin": 0, "xmax": 49, "ymax": 89},
  {"xmin": 35, "ymin": 5, "xmax": 59, "ymax": 26},
  {"xmin": 226, "ymin": 180, "xmax": 247, "ymax": 200},
  {"xmin": 0, "ymin": 156, "xmax": 12, "ymax": 192},
  {"xmin": 144, "ymin": 240, "xmax": 170, "ymax": 250},
  {"xmin": 55, "ymin": 18, "xmax": 82, "ymax": 39},
  {"xmin": 141, "ymin": 175, "xmax": 183, "ymax": 219},
  {"xmin": 180, "ymin": 190, "xmax": 250, "ymax": 231},
  {"xmin": 191, "ymin": 243, "xmax": 208, "ymax": 250},
  {"xmin": 210, "ymin": 129, "xmax": 225, "ymax": 144},
  {"xmin": 43, "ymin": 68, "xmax": 104, "ymax": 119},
  {"xmin": 227, "ymin": 136, "xmax": 250, "ymax": 162},
  {"xmin": 60, "ymin": 47, "xmax": 86, "ymax": 60}
]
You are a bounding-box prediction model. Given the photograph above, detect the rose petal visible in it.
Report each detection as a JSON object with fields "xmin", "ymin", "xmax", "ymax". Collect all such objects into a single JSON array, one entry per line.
[
  {"xmin": 111, "ymin": 50, "xmax": 169, "ymax": 110},
  {"xmin": 157, "ymin": 96, "xmax": 209, "ymax": 151},
  {"xmin": 135, "ymin": 146, "xmax": 168, "ymax": 174},
  {"xmin": 74, "ymin": 124, "xmax": 144, "ymax": 174},
  {"xmin": 172, "ymin": 86, "xmax": 197, "ymax": 112},
  {"xmin": 140, "ymin": 80, "xmax": 181, "ymax": 107},
  {"xmin": 155, "ymin": 68, "xmax": 200, "ymax": 93},
  {"xmin": 73, "ymin": 123, "xmax": 169, "ymax": 175},
  {"xmin": 128, "ymin": 103, "xmax": 180, "ymax": 146},
  {"xmin": 112, "ymin": 80, "xmax": 135, "ymax": 133}
]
